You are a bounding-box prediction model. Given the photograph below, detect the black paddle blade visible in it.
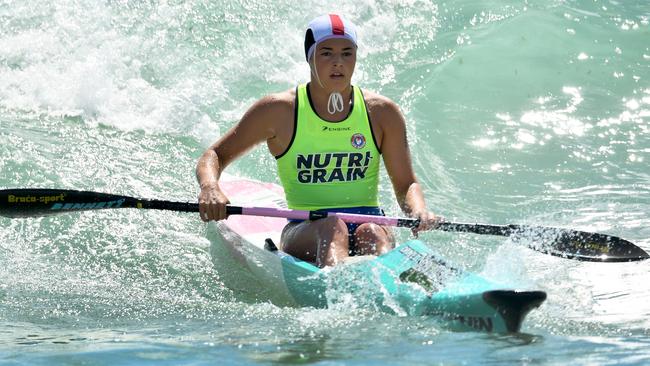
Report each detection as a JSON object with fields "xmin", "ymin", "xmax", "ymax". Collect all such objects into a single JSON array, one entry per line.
[
  {"xmin": 508, "ymin": 225, "xmax": 649, "ymax": 262},
  {"xmin": 0, "ymin": 189, "xmax": 138, "ymax": 218},
  {"xmin": 438, "ymin": 222, "xmax": 648, "ymax": 262}
]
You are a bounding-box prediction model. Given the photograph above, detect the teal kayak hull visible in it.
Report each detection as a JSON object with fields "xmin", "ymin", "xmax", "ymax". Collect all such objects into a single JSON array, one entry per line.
[
  {"xmin": 211, "ymin": 176, "xmax": 546, "ymax": 333},
  {"xmin": 269, "ymin": 239, "xmax": 544, "ymax": 333}
]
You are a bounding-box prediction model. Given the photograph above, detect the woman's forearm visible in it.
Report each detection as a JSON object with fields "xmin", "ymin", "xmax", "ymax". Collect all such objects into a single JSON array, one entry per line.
[
  {"xmin": 196, "ymin": 149, "xmax": 222, "ymax": 189},
  {"xmin": 399, "ymin": 182, "xmax": 428, "ymax": 217}
]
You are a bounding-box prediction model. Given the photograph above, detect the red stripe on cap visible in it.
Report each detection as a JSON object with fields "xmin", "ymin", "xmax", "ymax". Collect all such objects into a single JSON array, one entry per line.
[{"xmin": 329, "ymin": 14, "xmax": 345, "ymax": 35}]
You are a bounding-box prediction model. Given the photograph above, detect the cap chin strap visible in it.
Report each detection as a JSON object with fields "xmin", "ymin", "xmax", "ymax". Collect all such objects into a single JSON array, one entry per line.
[
  {"xmin": 311, "ymin": 54, "xmax": 345, "ymax": 115},
  {"xmin": 327, "ymin": 92, "xmax": 344, "ymax": 114}
]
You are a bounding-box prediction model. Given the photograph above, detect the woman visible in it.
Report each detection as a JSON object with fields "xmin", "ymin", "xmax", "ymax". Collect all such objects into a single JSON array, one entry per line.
[{"xmin": 197, "ymin": 14, "xmax": 440, "ymax": 267}]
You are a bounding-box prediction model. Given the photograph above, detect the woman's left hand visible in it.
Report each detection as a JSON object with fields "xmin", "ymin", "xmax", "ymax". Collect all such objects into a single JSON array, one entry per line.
[{"xmin": 411, "ymin": 210, "xmax": 445, "ymax": 237}]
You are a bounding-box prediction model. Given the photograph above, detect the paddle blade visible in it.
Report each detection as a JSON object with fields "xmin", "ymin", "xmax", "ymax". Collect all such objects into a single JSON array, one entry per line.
[
  {"xmin": 508, "ymin": 225, "xmax": 649, "ymax": 262},
  {"xmin": 437, "ymin": 222, "xmax": 648, "ymax": 262},
  {"xmin": 0, "ymin": 189, "xmax": 137, "ymax": 218}
]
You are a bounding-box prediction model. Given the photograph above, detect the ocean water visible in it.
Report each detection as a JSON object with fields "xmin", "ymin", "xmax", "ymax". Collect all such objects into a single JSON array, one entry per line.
[{"xmin": 1, "ymin": 0, "xmax": 649, "ymax": 364}]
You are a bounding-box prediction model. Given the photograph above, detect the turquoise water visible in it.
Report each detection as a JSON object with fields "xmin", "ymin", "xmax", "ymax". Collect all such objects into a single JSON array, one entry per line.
[{"xmin": 1, "ymin": 0, "xmax": 649, "ymax": 364}]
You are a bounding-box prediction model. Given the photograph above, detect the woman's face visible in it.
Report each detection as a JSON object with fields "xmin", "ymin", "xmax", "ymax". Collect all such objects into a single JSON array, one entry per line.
[{"xmin": 310, "ymin": 38, "xmax": 357, "ymax": 91}]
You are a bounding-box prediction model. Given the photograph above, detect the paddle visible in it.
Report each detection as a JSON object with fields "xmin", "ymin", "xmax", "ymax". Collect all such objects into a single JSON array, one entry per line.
[{"xmin": 0, "ymin": 188, "xmax": 647, "ymax": 262}]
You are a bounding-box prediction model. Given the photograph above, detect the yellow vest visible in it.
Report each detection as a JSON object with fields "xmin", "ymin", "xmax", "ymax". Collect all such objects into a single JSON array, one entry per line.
[{"xmin": 275, "ymin": 84, "xmax": 381, "ymax": 210}]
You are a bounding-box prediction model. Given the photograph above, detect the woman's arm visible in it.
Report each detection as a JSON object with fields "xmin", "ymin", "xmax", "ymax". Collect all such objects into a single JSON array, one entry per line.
[
  {"xmin": 196, "ymin": 93, "xmax": 292, "ymax": 221},
  {"xmin": 371, "ymin": 97, "xmax": 441, "ymax": 234}
]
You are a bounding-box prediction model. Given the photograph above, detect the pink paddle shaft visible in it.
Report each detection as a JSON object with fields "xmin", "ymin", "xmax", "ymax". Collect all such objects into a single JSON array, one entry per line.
[{"xmin": 235, "ymin": 206, "xmax": 412, "ymax": 227}]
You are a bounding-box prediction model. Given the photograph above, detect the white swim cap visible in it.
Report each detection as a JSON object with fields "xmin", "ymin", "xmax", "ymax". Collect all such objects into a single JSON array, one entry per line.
[{"xmin": 304, "ymin": 14, "xmax": 358, "ymax": 61}]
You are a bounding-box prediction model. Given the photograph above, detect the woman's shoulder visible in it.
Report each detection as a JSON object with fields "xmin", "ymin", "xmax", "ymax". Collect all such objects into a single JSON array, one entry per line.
[
  {"xmin": 254, "ymin": 87, "xmax": 296, "ymax": 109},
  {"xmin": 359, "ymin": 88, "xmax": 402, "ymax": 117},
  {"xmin": 245, "ymin": 88, "xmax": 296, "ymax": 122}
]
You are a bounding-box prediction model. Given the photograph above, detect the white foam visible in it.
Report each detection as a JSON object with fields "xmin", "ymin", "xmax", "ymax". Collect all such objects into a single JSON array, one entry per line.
[{"xmin": 0, "ymin": 1, "xmax": 225, "ymax": 142}]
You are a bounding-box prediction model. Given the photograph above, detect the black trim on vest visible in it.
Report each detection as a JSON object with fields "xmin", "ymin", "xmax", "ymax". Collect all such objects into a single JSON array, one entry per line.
[
  {"xmin": 359, "ymin": 88, "xmax": 382, "ymax": 154},
  {"xmin": 274, "ymin": 86, "xmax": 299, "ymax": 159},
  {"xmin": 306, "ymin": 82, "xmax": 354, "ymax": 122}
]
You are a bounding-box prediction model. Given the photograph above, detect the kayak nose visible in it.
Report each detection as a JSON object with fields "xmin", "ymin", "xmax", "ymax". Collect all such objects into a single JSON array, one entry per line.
[{"xmin": 482, "ymin": 290, "xmax": 547, "ymax": 333}]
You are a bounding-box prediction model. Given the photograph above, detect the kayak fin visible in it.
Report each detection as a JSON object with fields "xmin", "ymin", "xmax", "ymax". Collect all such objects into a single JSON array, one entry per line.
[{"xmin": 482, "ymin": 290, "xmax": 547, "ymax": 332}]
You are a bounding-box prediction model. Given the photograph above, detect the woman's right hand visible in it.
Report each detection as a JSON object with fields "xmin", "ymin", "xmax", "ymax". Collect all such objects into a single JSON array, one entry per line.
[{"xmin": 198, "ymin": 184, "xmax": 230, "ymax": 222}]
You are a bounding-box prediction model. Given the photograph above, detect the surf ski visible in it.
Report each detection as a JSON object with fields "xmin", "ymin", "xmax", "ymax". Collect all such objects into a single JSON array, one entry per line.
[{"xmin": 205, "ymin": 175, "xmax": 545, "ymax": 333}]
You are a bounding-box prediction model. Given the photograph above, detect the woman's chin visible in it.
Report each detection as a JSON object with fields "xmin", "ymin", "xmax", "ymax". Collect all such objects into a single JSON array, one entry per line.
[{"xmin": 325, "ymin": 77, "xmax": 351, "ymax": 88}]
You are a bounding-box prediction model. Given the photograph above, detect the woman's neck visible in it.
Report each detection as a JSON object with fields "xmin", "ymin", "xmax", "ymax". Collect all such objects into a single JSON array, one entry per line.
[{"xmin": 307, "ymin": 82, "xmax": 353, "ymax": 120}]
